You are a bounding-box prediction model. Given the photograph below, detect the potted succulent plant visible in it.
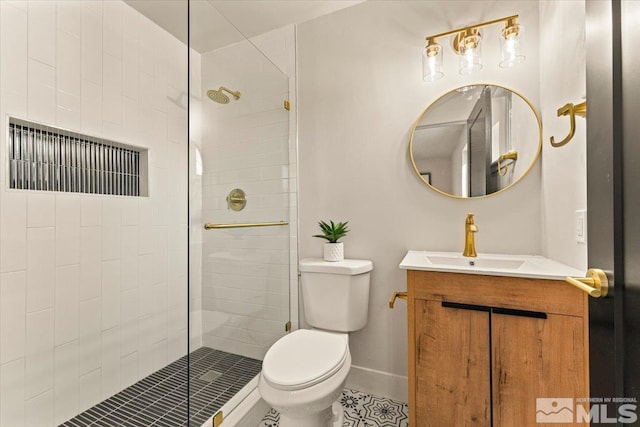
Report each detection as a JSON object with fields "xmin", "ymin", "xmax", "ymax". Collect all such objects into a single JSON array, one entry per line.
[{"xmin": 313, "ymin": 220, "xmax": 349, "ymax": 262}]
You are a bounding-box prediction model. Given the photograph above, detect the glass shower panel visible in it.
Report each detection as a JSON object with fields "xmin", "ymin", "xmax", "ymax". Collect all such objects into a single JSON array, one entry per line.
[
  {"xmin": 188, "ymin": 1, "xmax": 291, "ymax": 424},
  {"xmin": 0, "ymin": 1, "xmax": 190, "ymax": 426}
]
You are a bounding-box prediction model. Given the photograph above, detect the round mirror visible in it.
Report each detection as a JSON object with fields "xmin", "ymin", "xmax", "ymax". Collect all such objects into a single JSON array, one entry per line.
[{"xmin": 409, "ymin": 84, "xmax": 541, "ymax": 198}]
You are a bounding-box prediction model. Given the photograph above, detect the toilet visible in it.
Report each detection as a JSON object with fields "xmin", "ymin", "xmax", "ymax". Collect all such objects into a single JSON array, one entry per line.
[{"xmin": 259, "ymin": 258, "xmax": 373, "ymax": 427}]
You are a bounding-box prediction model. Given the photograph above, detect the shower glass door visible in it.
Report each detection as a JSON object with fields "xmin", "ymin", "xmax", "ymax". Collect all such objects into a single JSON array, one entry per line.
[
  {"xmin": 0, "ymin": 1, "xmax": 192, "ymax": 426},
  {"xmin": 188, "ymin": 1, "xmax": 292, "ymax": 424}
]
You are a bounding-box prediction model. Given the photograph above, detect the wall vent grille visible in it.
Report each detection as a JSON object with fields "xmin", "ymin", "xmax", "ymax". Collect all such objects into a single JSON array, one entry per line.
[{"xmin": 7, "ymin": 118, "xmax": 145, "ymax": 196}]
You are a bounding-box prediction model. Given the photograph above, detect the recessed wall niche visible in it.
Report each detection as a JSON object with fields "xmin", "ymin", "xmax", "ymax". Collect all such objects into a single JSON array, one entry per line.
[{"xmin": 7, "ymin": 117, "xmax": 149, "ymax": 197}]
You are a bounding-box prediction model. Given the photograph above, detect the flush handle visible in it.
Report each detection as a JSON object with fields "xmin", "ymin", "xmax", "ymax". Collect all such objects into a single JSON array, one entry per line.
[
  {"xmin": 566, "ymin": 268, "xmax": 609, "ymax": 298},
  {"xmin": 389, "ymin": 291, "xmax": 408, "ymax": 308}
]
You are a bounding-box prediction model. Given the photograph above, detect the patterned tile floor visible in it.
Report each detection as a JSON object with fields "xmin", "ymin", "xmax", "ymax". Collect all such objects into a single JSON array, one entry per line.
[
  {"xmin": 60, "ymin": 347, "xmax": 262, "ymax": 427},
  {"xmin": 258, "ymin": 388, "xmax": 409, "ymax": 427}
]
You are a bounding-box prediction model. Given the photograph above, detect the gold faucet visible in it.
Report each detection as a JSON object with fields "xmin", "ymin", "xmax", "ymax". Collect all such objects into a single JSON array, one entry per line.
[{"xmin": 463, "ymin": 213, "xmax": 478, "ymax": 257}]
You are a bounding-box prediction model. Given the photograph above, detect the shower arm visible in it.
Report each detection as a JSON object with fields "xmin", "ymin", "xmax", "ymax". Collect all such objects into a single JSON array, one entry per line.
[{"xmin": 219, "ymin": 87, "xmax": 241, "ymax": 100}]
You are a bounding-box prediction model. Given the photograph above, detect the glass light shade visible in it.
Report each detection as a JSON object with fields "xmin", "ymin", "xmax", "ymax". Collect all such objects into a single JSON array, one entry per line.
[
  {"xmin": 500, "ymin": 24, "xmax": 525, "ymax": 68},
  {"xmin": 458, "ymin": 34, "xmax": 482, "ymax": 76},
  {"xmin": 422, "ymin": 43, "xmax": 443, "ymax": 82}
]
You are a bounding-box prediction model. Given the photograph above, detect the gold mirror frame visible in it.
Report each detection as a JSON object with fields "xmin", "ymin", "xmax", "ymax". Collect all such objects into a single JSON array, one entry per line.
[{"xmin": 409, "ymin": 83, "xmax": 542, "ymax": 200}]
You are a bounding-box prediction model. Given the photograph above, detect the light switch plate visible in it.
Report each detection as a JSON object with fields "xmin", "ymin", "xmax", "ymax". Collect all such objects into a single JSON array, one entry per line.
[{"xmin": 575, "ymin": 209, "xmax": 587, "ymax": 244}]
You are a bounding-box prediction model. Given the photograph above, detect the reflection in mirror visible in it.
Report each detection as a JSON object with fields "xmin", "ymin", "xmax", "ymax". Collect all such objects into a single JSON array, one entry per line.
[{"xmin": 410, "ymin": 85, "xmax": 541, "ymax": 198}]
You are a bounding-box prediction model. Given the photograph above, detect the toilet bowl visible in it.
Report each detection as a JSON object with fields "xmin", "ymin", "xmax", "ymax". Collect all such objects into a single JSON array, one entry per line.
[
  {"xmin": 259, "ymin": 329, "xmax": 350, "ymax": 427},
  {"xmin": 258, "ymin": 258, "xmax": 373, "ymax": 427}
]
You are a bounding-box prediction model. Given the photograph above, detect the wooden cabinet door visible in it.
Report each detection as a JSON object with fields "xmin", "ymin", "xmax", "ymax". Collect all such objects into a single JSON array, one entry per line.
[
  {"xmin": 491, "ymin": 312, "xmax": 587, "ymax": 427},
  {"xmin": 414, "ymin": 300, "xmax": 491, "ymax": 427}
]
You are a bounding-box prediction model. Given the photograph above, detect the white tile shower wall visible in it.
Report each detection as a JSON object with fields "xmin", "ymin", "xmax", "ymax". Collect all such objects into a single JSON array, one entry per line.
[
  {"xmin": 0, "ymin": 1, "xmax": 192, "ymax": 426},
  {"xmin": 198, "ymin": 31, "xmax": 294, "ymax": 360},
  {"xmin": 297, "ymin": 0, "xmax": 541, "ymax": 400}
]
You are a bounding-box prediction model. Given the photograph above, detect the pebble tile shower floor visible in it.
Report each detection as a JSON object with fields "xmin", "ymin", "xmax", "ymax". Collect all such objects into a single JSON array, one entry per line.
[
  {"xmin": 60, "ymin": 347, "xmax": 262, "ymax": 427},
  {"xmin": 258, "ymin": 388, "xmax": 409, "ymax": 427}
]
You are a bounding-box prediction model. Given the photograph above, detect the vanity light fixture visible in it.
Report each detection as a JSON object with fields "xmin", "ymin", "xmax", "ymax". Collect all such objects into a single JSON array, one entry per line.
[{"xmin": 422, "ymin": 15, "xmax": 525, "ymax": 81}]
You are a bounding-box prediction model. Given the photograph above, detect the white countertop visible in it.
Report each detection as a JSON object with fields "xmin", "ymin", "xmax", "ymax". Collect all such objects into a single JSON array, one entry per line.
[{"xmin": 399, "ymin": 250, "xmax": 583, "ymax": 280}]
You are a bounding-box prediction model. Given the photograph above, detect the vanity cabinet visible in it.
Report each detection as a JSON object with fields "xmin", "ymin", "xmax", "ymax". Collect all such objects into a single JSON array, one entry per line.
[{"xmin": 407, "ymin": 270, "xmax": 589, "ymax": 427}]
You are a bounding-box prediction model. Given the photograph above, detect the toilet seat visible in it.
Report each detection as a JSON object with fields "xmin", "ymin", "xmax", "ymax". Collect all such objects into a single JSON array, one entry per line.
[{"xmin": 262, "ymin": 329, "xmax": 348, "ymax": 391}]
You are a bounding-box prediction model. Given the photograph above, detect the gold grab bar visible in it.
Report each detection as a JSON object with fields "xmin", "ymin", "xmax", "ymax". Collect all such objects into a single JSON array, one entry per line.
[
  {"xmin": 204, "ymin": 221, "xmax": 288, "ymax": 230},
  {"xmin": 389, "ymin": 292, "xmax": 408, "ymax": 308},
  {"xmin": 565, "ymin": 268, "xmax": 608, "ymax": 298},
  {"xmin": 550, "ymin": 101, "xmax": 587, "ymax": 147}
]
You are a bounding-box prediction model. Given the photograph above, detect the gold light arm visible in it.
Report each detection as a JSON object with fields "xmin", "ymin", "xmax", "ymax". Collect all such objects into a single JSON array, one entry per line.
[
  {"xmin": 550, "ymin": 101, "xmax": 587, "ymax": 147},
  {"xmin": 389, "ymin": 292, "xmax": 408, "ymax": 309},
  {"xmin": 425, "ymin": 15, "xmax": 519, "ymax": 44},
  {"xmin": 204, "ymin": 221, "xmax": 288, "ymax": 230},
  {"xmin": 565, "ymin": 268, "xmax": 608, "ymax": 298}
]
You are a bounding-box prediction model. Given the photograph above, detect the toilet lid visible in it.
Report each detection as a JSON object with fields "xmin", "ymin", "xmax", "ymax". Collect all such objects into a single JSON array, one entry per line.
[{"xmin": 262, "ymin": 329, "xmax": 348, "ymax": 391}]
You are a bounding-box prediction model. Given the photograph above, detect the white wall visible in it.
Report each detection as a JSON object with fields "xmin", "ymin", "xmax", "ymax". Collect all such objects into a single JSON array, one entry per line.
[
  {"xmin": 539, "ymin": 1, "xmax": 587, "ymax": 270},
  {"xmin": 510, "ymin": 92, "xmax": 541, "ymax": 178},
  {"xmin": 197, "ymin": 27, "xmax": 295, "ymax": 360},
  {"xmin": 451, "ymin": 136, "xmax": 466, "ymax": 196},
  {"xmin": 297, "ymin": 0, "xmax": 541, "ymax": 395},
  {"xmin": 421, "ymin": 156, "xmax": 452, "ymax": 194},
  {"xmin": 0, "ymin": 1, "xmax": 190, "ymax": 425}
]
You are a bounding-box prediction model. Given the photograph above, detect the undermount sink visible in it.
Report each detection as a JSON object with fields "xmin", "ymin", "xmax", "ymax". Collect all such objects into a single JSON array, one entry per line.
[
  {"xmin": 424, "ymin": 254, "xmax": 526, "ymax": 270},
  {"xmin": 400, "ymin": 251, "xmax": 583, "ymax": 280}
]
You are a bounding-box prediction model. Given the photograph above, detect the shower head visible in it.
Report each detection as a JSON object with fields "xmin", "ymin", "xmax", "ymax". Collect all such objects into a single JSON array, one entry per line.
[
  {"xmin": 207, "ymin": 87, "xmax": 241, "ymax": 104},
  {"xmin": 207, "ymin": 89, "xmax": 230, "ymax": 104}
]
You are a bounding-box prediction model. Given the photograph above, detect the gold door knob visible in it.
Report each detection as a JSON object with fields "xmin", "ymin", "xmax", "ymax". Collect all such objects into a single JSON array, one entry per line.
[
  {"xmin": 565, "ymin": 268, "xmax": 609, "ymax": 298},
  {"xmin": 389, "ymin": 291, "xmax": 408, "ymax": 308}
]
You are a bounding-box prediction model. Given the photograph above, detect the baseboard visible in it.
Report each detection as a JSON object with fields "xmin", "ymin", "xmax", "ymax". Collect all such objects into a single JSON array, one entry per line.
[{"xmin": 346, "ymin": 365, "xmax": 408, "ymax": 403}]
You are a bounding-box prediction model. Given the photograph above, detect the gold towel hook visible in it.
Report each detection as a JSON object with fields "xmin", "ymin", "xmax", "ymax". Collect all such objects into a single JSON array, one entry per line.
[
  {"xmin": 497, "ymin": 151, "xmax": 518, "ymax": 176},
  {"xmin": 550, "ymin": 101, "xmax": 587, "ymax": 147}
]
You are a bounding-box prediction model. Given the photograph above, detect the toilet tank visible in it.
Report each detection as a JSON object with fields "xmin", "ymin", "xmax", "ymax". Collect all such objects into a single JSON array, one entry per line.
[{"xmin": 299, "ymin": 258, "xmax": 373, "ymax": 332}]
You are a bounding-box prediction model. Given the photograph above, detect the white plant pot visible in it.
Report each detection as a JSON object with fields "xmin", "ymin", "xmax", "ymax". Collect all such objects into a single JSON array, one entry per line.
[{"xmin": 323, "ymin": 242, "xmax": 344, "ymax": 262}]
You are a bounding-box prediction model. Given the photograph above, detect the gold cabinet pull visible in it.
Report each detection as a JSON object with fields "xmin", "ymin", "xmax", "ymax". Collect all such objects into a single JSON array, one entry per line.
[
  {"xmin": 565, "ymin": 268, "xmax": 608, "ymax": 298},
  {"xmin": 389, "ymin": 291, "xmax": 408, "ymax": 308}
]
